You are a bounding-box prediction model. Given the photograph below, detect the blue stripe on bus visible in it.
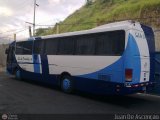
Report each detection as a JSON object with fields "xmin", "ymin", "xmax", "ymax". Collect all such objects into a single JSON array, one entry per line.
[
  {"xmin": 40, "ymin": 55, "xmax": 49, "ymax": 76},
  {"xmin": 33, "ymin": 54, "xmax": 41, "ymax": 73},
  {"xmin": 125, "ymin": 33, "xmax": 141, "ymax": 84}
]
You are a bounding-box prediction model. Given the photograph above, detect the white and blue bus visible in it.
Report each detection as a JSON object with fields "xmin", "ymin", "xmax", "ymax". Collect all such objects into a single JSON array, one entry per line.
[{"xmin": 6, "ymin": 20, "xmax": 155, "ymax": 95}]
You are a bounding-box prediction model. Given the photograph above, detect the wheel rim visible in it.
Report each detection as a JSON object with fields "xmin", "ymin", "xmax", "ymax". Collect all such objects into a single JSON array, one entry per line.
[{"xmin": 62, "ymin": 78, "xmax": 70, "ymax": 90}]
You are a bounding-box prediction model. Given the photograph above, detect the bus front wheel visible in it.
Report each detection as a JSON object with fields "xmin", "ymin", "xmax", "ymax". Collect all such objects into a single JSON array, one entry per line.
[
  {"xmin": 60, "ymin": 75, "xmax": 73, "ymax": 93},
  {"xmin": 15, "ymin": 69, "xmax": 21, "ymax": 80}
]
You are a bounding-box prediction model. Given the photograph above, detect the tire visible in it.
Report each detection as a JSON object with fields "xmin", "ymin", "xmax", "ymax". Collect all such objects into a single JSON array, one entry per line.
[
  {"xmin": 61, "ymin": 75, "xmax": 74, "ymax": 93},
  {"xmin": 15, "ymin": 69, "xmax": 21, "ymax": 80}
]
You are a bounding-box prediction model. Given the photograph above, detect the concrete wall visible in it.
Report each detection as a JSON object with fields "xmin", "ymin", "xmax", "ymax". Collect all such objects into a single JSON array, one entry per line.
[
  {"xmin": 0, "ymin": 44, "xmax": 8, "ymax": 71},
  {"xmin": 155, "ymin": 31, "xmax": 160, "ymax": 51},
  {"xmin": 148, "ymin": 52, "xmax": 160, "ymax": 95}
]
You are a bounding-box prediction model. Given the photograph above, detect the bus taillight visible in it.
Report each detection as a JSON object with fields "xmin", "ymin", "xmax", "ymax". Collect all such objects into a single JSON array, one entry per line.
[{"xmin": 125, "ymin": 69, "xmax": 133, "ymax": 82}]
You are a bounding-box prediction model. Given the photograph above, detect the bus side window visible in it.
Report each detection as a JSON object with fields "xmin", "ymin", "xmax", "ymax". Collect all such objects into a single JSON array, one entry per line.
[
  {"xmin": 33, "ymin": 40, "xmax": 44, "ymax": 55},
  {"xmin": 45, "ymin": 38, "xmax": 58, "ymax": 55},
  {"xmin": 57, "ymin": 37, "xmax": 75, "ymax": 55},
  {"xmin": 16, "ymin": 42, "xmax": 23, "ymax": 54},
  {"xmin": 75, "ymin": 34, "xmax": 95, "ymax": 55},
  {"xmin": 95, "ymin": 32, "xmax": 108, "ymax": 55},
  {"xmin": 109, "ymin": 31, "xmax": 125, "ymax": 55},
  {"xmin": 16, "ymin": 41, "xmax": 33, "ymax": 55},
  {"xmin": 23, "ymin": 41, "xmax": 33, "ymax": 55},
  {"xmin": 95, "ymin": 30, "xmax": 125, "ymax": 56}
]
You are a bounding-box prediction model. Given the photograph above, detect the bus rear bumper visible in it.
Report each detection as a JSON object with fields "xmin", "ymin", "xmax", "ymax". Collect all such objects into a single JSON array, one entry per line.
[
  {"xmin": 116, "ymin": 82, "xmax": 153, "ymax": 95},
  {"xmin": 74, "ymin": 77, "xmax": 153, "ymax": 95}
]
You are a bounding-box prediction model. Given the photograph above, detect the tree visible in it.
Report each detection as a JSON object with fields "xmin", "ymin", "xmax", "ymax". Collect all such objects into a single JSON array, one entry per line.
[
  {"xmin": 35, "ymin": 28, "xmax": 48, "ymax": 36},
  {"xmin": 86, "ymin": 0, "xmax": 92, "ymax": 6}
]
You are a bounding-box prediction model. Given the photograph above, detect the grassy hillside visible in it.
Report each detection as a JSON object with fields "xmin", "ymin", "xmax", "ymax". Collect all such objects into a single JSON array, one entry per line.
[{"xmin": 36, "ymin": 0, "xmax": 160, "ymax": 36}]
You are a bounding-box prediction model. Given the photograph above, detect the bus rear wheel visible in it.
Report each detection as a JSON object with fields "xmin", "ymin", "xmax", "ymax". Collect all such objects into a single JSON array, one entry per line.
[{"xmin": 60, "ymin": 75, "xmax": 73, "ymax": 93}]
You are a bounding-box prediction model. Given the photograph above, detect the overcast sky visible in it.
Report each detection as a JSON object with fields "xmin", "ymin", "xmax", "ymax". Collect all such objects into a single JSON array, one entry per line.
[{"xmin": 0, "ymin": 0, "xmax": 85, "ymax": 43}]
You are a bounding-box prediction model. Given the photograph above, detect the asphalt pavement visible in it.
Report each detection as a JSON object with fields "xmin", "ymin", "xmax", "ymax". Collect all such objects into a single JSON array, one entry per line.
[{"xmin": 0, "ymin": 72, "xmax": 160, "ymax": 114}]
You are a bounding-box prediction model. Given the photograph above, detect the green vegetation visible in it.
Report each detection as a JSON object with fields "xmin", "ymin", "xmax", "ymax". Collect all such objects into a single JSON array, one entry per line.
[{"xmin": 36, "ymin": 0, "xmax": 160, "ymax": 36}]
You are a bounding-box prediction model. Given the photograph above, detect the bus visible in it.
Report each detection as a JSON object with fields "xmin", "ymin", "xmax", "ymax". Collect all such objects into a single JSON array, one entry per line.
[{"xmin": 6, "ymin": 20, "xmax": 155, "ymax": 95}]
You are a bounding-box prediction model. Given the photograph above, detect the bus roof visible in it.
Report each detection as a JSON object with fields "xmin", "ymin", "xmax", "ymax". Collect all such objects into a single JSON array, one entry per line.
[{"xmin": 40, "ymin": 20, "xmax": 138, "ymax": 40}]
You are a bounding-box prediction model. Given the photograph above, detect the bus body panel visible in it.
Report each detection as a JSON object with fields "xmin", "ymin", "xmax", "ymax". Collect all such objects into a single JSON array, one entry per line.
[
  {"xmin": 16, "ymin": 55, "xmax": 42, "ymax": 74},
  {"xmin": 124, "ymin": 32, "xmax": 141, "ymax": 84},
  {"xmin": 47, "ymin": 55, "xmax": 121, "ymax": 76}
]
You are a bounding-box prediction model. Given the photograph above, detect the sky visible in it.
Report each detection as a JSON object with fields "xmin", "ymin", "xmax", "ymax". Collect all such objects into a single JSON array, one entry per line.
[{"xmin": 0, "ymin": 0, "xmax": 85, "ymax": 44}]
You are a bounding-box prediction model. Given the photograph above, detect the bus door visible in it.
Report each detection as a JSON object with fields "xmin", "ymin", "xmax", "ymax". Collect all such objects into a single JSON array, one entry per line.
[
  {"xmin": 33, "ymin": 39, "xmax": 49, "ymax": 80},
  {"xmin": 41, "ymin": 40, "xmax": 49, "ymax": 80}
]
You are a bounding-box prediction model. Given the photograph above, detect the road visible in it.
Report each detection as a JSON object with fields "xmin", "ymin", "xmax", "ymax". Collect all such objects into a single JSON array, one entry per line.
[{"xmin": 0, "ymin": 72, "xmax": 160, "ymax": 114}]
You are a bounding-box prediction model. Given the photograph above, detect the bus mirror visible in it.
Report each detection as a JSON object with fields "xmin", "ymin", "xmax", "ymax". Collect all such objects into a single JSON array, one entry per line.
[{"xmin": 5, "ymin": 48, "xmax": 9, "ymax": 54}]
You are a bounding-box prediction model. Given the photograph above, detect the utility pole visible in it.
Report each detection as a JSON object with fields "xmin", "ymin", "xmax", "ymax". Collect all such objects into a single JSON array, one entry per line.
[
  {"xmin": 29, "ymin": 26, "xmax": 32, "ymax": 37},
  {"xmin": 33, "ymin": 0, "xmax": 36, "ymax": 36},
  {"xmin": 25, "ymin": 0, "xmax": 39, "ymax": 37},
  {"xmin": 33, "ymin": 0, "xmax": 39, "ymax": 36},
  {"xmin": 56, "ymin": 23, "xmax": 60, "ymax": 34},
  {"xmin": 14, "ymin": 34, "xmax": 16, "ymax": 41}
]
